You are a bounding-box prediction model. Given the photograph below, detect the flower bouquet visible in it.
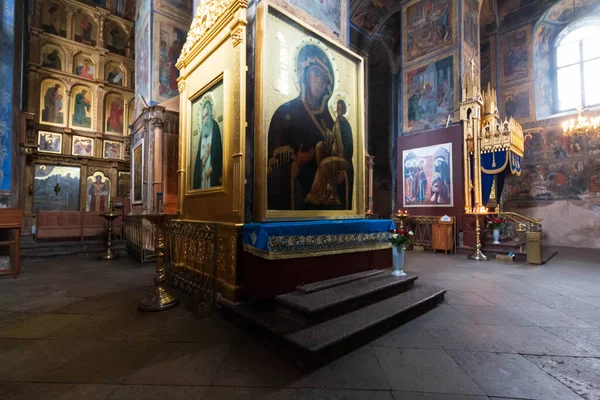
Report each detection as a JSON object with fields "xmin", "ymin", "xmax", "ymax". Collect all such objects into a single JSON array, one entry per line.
[
  {"xmin": 389, "ymin": 229, "xmax": 413, "ymax": 276},
  {"xmin": 486, "ymin": 215, "xmax": 505, "ymax": 244}
]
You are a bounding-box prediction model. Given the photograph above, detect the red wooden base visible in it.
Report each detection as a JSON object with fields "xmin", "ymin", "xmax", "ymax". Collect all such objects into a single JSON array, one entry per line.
[{"xmin": 240, "ymin": 248, "xmax": 392, "ymax": 300}]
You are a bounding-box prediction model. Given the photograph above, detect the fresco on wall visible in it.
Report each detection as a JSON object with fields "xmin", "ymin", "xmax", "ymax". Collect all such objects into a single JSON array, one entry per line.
[
  {"xmin": 351, "ymin": 0, "xmax": 394, "ymax": 36},
  {"xmin": 480, "ymin": 36, "xmax": 495, "ymax": 88},
  {"xmin": 117, "ymin": 171, "xmax": 130, "ymax": 197},
  {"xmin": 41, "ymin": 46, "xmax": 63, "ymax": 70},
  {"xmin": 105, "ymin": 62, "xmax": 124, "ymax": 86},
  {"xmin": 272, "ymin": 0, "xmax": 347, "ymax": 43},
  {"xmin": 463, "ymin": 0, "xmax": 480, "ymax": 54},
  {"xmin": 502, "ymin": 83, "xmax": 534, "ymax": 123},
  {"xmin": 500, "ymin": 25, "xmax": 532, "ymax": 85},
  {"xmin": 74, "ymin": 54, "xmax": 95, "ymax": 79},
  {"xmin": 153, "ymin": 14, "xmax": 188, "ymax": 102},
  {"xmin": 402, "ymin": 143, "xmax": 453, "ymax": 207},
  {"xmin": 534, "ymin": 23, "xmax": 554, "ymax": 118},
  {"xmin": 135, "ymin": 15, "xmax": 150, "ymax": 117},
  {"xmin": 70, "ymin": 86, "xmax": 93, "ymax": 130},
  {"xmin": 154, "ymin": 0, "xmax": 193, "ymax": 23},
  {"xmin": 545, "ymin": 0, "xmax": 598, "ymax": 23},
  {"xmin": 479, "ymin": 0, "xmax": 497, "ymax": 36},
  {"xmin": 403, "ymin": 0, "xmax": 454, "ymax": 65},
  {"xmin": 74, "ymin": 12, "xmax": 97, "ymax": 47},
  {"xmin": 0, "ymin": 0, "xmax": 13, "ymax": 192},
  {"xmin": 111, "ymin": 0, "xmax": 136, "ymax": 21},
  {"xmin": 105, "ymin": 94, "xmax": 125, "ymax": 134},
  {"xmin": 33, "ymin": 165, "xmax": 81, "ymax": 212},
  {"xmin": 404, "ymin": 53, "xmax": 455, "ymax": 133},
  {"xmin": 106, "ymin": 21, "xmax": 128, "ymax": 56},
  {"xmin": 42, "ymin": 2, "xmax": 67, "ymax": 37},
  {"xmin": 40, "ymin": 79, "xmax": 65, "ymax": 127},
  {"xmin": 86, "ymin": 171, "xmax": 110, "ymax": 212}
]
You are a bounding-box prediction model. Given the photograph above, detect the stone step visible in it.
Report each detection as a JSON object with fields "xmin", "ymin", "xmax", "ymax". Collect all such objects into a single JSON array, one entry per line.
[
  {"xmin": 21, "ymin": 240, "xmax": 126, "ymax": 258},
  {"xmin": 276, "ymin": 273, "xmax": 417, "ymax": 322},
  {"xmin": 219, "ymin": 283, "xmax": 445, "ymax": 368},
  {"xmin": 295, "ymin": 269, "xmax": 383, "ymax": 294},
  {"xmin": 284, "ymin": 284, "xmax": 445, "ymax": 355}
]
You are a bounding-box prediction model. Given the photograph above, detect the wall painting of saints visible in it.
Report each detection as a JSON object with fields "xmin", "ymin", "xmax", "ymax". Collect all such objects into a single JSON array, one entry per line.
[
  {"xmin": 402, "ymin": 0, "xmax": 456, "ymax": 65},
  {"xmin": 188, "ymin": 78, "xmax": 224, "ymax": 192},
  {"xmin": 154, "ymin": 0, "xmax": 193, "ymax": 24},
  {"xmin": 402, "ymin": 143, "xmax": 453, "ymax": 207},
  {"xmin": 132, "ymin": 140, "xmax": 143, "ymax": 203},
  {"xmin": 105, "ymin": 62, "xmax": 124, "ymax": 86},
  {"xmin": 33, "ymin": 165, "xmax": 81, "ymax": 212},
  {"xmin": 105, "ymin": 94, "xmax": 125, "ymax": 134},
  {"xmin": 73, "ymin": 54, "xmax": 95, "ymax": 79},
  {"xmin": 135, "ymin": 16, "xmax": 150, "ymax": 116},
  {"xmin": 39, "ymin": 79, "xmax": 65, "ymax": 127},
  {"xmin": 72, "ymin": 135, "xmax": 94, "ymax": 157},
  {"xmin": 37, "ymin": 131, "xmax": 62, "ymax": 154},
  {"xmin": 74, "ymin": 12, "xmax": 97, "ymax": 47},
  {"xmin": 86, "ymin": 171, "xmax": 110, "ymax": 213},
  {"xmin": 256, "ymin": 6, "xmax": 364, "ymax": 220},
  {"xmin": 404, "ymin": 52, "xmax": 456, "ymax": 133},
  {"xmin": 463, "ymin": 0, "xmax": 480, "ymax": 55},
  {"xmin": 41, "ymin": 46, "xmax": 63, "ymax": 70},
  {"xmin": 103, "ymin": 140, "xmax": 123, "ymax": 160},
  {"xmin": 70, "ymin": 86, "xmax": 93, "ymax": 130},
  {"xmin": 117, "ymin": 171, "xmax": 131, "ymax": 197},
  {"xmin": 271, "ymin": 0, "xmax": 348, "ymax": 44},
  {"xmin": 105, "ymin": 21, "xmax": 128, "ymax": 57},
  {"xmin": 42, "ymin": 2, "xmax": 67, "ymax": 37},
  {"xmin": 112, "ymin": 0, "xmax": 136, "ymax": 21},
  {"xmin": 500, "ymin": 25, "xmax": 533, "ymax": 86},
  {"xmin": 152, "ymin": 14, "xmax": 188, "ymax": 102},
  {"xmin": 502, "ymin": 83, "xmax": 534, "ymax": 123}
]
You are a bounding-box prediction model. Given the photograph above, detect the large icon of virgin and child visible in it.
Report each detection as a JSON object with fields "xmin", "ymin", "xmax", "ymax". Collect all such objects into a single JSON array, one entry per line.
[{"xmin": 267, "ymin": 44, "xmax": 354, "ymax": 211}]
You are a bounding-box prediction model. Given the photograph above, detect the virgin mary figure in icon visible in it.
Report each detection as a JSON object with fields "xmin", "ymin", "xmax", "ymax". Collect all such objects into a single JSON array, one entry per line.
[{"xmin": 267, "ymin": 44, "xmax": 353, "ymax": 210}]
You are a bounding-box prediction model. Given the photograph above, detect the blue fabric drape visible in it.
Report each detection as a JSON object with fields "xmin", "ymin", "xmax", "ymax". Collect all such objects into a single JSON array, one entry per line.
[{"xmin": 481, "ymin": 151, "xmax": 508, "ymax": 205}]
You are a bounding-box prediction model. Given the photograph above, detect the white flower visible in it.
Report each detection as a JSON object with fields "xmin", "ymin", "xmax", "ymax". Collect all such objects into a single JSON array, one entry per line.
[
  {"xmin": 408, "ymin": 231, "xmax": 414, "ymax": 235},
  {"xmin": 392, "ymin": 233, "xmax": 398, "ymax": 239}
]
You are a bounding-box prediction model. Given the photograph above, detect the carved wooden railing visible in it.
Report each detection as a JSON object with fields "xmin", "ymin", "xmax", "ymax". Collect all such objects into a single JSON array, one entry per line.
[
  {"xmin": 164, "ymin": 220, "xmax": 218, "ymax": 312},
  {"xmin": 124, "ymin": 215, "xmax": 156, "ymax": 263}
]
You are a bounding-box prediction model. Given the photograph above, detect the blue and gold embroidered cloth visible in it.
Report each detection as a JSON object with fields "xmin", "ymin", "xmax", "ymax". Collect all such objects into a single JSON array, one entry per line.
[{"xmin": 243, "ymin": 219, "xmax": 395, "ymax": 259}]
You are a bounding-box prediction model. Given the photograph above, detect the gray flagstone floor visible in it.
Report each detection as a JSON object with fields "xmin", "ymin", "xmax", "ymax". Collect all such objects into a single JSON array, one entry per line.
[{"xmin": 1, "ymin": 247, "xmax": 599, "ymax": 400}]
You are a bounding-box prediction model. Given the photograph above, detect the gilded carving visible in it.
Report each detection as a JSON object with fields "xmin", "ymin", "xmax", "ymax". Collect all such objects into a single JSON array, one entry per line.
[
  {"xmin": 179, "ymin": 0, "xmax": 248, "ymax": 63},
  {"xmin": 177, "ymin": 79, "xmax": 186, "ymax": 94},
  {"xmin": 230, "ymin": 26, "xmax": 244, "ymax": 47}
]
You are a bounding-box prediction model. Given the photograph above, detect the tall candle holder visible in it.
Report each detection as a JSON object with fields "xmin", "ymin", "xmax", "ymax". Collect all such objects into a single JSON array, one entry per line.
[
  {"xmin": 395, "ymin": 209, "xmax": 409, "ymax": 231},
  {"xmin": 98, "ymin": 200, "xmax": 120, "ymax": 260}
]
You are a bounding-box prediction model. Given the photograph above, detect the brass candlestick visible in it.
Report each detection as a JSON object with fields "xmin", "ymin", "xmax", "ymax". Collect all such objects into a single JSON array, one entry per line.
[
  {"xmin": 467, "ymin": 207, "xmax": 488, "ymax": 261},
  {"xmin": 138, "ymin": 212, "xmax": 178, "ymax": 312},
  {"xmin": 395, "ymin": 209, "xmax": 409, "ymax": 231},
  {"xmin": 99, "ymin": 201, "xmax": 120, "ymax": 260}
]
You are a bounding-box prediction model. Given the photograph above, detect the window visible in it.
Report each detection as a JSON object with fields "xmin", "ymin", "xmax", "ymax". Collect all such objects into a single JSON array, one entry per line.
[{"xmin": 555, "ymin": 20, "xmax": 600, "ymax": 111}]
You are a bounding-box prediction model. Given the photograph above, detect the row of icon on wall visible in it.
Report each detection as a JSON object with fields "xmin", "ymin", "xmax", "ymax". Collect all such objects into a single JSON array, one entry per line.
[
  {"xmin": 42, "ymin": 48, "xmax": 128, "ymax": 87},
  {"xmin": 38, "ymin": 131, "xmax": 123, "ymax": 160}
]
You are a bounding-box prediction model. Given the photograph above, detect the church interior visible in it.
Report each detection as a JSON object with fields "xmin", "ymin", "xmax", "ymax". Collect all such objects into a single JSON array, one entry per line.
[{"xmin": 1, "ymin": 0, "xmax": 600, "ymax": 398}]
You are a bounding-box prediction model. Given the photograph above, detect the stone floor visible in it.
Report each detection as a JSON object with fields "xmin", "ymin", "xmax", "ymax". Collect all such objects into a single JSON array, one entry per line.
[{"xmin": 1, "ymin": 248, "xmax": 600, "ymax": 400}]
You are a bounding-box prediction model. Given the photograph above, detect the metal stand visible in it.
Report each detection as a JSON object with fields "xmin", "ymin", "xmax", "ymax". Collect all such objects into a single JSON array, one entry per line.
[
  {"xmin": 468, "ymin": 213, "xmax": 488, "ymax": 261},
  {"xmin": 138, "ymin": 213, "xmax": 178, "ymax": 312},
  {"xmin": 99, "ymin": 212, "xmax": 120, "ymax": 260}
]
